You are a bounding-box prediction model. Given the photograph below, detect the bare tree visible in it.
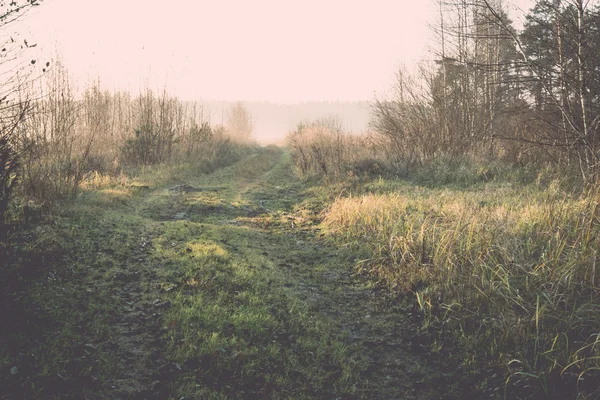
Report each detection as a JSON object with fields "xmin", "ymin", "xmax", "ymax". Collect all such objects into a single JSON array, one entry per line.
[
  {"xmin": 371, "ymin": 0, "xmax": 522, "ymax": 168},
  {"xmin": 20, "ymin": 59, "xmax": 84, "ymax": 202},
  {"xmin": 0, "ymin": 0, "xmax": 44, "ymax": 223}
]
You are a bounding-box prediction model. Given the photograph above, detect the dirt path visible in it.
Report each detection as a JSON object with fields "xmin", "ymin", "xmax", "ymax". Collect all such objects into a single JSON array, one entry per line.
[
  {"xmin": 8, "ymin": 148, "xmax": 452, "ymax": 399},
  {"xmin": 224, "ymin": 150, "xmax": 450, "ymax": 399},
  {"xmin": 122, "ymin": 148, "xmax": 450, "ymax": 398},
  {"xmin": 94, "ymin": 225, "xmax": 169, "ymax": 399}
]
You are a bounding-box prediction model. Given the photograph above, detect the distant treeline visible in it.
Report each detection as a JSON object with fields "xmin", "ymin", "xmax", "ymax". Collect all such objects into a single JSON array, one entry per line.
[{"xmin": 199, "ymin": 100, "xmax": 371, "ymax": 144}]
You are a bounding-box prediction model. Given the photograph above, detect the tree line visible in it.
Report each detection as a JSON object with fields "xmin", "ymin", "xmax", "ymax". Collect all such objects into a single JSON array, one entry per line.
[{"xmin": 372, "ymin": 0, "xmax": 600, "ymax": 181}]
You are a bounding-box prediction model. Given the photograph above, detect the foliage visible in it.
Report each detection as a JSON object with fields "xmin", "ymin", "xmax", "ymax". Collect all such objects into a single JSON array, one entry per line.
[
  {"xmin": 0, "ymin": 133, "xmax": 20, "ymax": 224},
  {"xmin": 371, "ymin": 0, "xmax": 600, "ymax": 181},
  {"xmin": 286, "ymin": 117, "xmax": 380, "ymax": 179},
  {"xmin": 18, "ymin": 61, "xmax": 86, "ymax": 204},
  {"xmin": 120, "ymin": 90, "xmax": 180, "ymax": 166},
  {"xmin": 0, "ymin": 0, "xmax": 46, "ymax": 222},
  {"xmin": 519, "ymin": 0, "xmax": 600, "ymax": 180},
  {"xmin": 371, "ymin": 2, "xmax": 522, "ymax": 166},
  {"xmin": 8, "ymin": 72, "xmax": 246, "ymax": 208},
  {"xmin": 121, "ymin": 127, "xmax": 163, "ymax": 166}
]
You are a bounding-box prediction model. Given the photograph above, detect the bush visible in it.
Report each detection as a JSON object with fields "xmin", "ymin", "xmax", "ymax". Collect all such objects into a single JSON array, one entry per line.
[
  {"xmin": 121, "ymin": 127, "xmax": 162, "ymax": 166},
  {"xmin": 286, "ymin": 117, "xmax": 380, "ymax": 180}
]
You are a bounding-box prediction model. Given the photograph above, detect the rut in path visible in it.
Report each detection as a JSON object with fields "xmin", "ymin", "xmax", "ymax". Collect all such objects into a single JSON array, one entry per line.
[
  {"xmin": 227, "ymin": 151, "xmax": 450, "ymax": 399},
  {"xmin": 88, "ymin": 225, "xmax": 173, "ymax": 399}
]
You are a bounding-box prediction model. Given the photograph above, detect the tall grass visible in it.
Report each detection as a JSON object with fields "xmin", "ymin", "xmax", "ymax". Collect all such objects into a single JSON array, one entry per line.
[{"xmin": 322, "ymin": 177, "xmax": 600, "ymax": 396}]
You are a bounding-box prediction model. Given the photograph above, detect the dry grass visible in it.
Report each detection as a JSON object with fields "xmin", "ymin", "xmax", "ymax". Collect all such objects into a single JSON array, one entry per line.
[{"xmin": 322, "ymin": 178, "xmax": 600, "ymax": 396}]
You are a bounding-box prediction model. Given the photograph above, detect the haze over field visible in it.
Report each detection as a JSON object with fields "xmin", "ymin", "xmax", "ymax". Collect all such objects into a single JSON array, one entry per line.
[
  {"xmin": 200, "ymin": 100, "xmax": 371, "ymax": 143},
  {"xmin": 16, "ymin": 0, "xmax": 533, "ymax": 142}
]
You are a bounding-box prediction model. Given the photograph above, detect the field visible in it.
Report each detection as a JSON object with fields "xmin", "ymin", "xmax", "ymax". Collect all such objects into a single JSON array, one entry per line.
[
  {"xmin": 2, "ymin": 146, "xmax": 599, "ymax": 399},
  {"xmin": 0, "ymin": 148, "xmax": 443, "ymax": 399},
  {"xmin": 3, "ymin": 0, "xmax": 600, "ymax": 398}
]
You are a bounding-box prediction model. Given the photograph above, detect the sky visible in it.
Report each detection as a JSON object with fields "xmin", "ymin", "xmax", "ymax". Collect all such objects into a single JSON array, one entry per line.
[{"xmin": 16, "ymin": 0, "xmax": 535, "ymax": 103}]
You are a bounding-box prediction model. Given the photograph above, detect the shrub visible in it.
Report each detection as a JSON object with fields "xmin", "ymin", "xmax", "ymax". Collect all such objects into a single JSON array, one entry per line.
[
  {"xmin": 121, "ymin": 127, "xmax": 161, "ymax": 166},
  {"xmin": 286, "ymin": 117, "xmax": 380, "ymax": 180}
]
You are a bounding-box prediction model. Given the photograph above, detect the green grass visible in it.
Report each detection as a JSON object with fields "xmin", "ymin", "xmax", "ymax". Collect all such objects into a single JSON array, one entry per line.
[
  {"xmin": 153, "ymin": 222, "xmax": 362, "ymax": 398},
  {"xmin": 0, "ymin": 147, "xmax": 370, "ymax": 399},
  {"xmin": 0, "ymin": 191, "xmax": 150, "ymax": 397},
  {"xmin": 144, "ymin": 147, "xmax": 366, "ymax": 398}
]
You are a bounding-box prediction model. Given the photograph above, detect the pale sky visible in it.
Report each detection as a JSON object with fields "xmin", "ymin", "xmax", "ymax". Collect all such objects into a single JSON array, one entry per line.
[{"xmin": 18, "ymin": 0, "xmax": 535, "ymax": 102}]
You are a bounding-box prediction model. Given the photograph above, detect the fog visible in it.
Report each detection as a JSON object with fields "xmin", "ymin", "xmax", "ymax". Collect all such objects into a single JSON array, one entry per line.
[{"xmin": 200, "ymin": 100, "xmax": 371, "ymax": 144}]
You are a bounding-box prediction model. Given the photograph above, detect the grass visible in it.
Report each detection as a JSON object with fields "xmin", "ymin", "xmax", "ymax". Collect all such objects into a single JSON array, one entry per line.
[
  {"xmin": 147, "ymin": 147, "xmax": 368, "ymax": 398},
  {"xmin": 0, "ymin": 146, "xmax": 373, "ymax": 399},
  {"xmin": 153, "ymin": 222, "xmax": 362, "ymax": 398},
  {"xmin": 5, "ymin": 142, "xmax": 598, "ymax": 398},
  {"xmin": 321, "ymin": 172, "xmax": 600, "ymax": 398}
]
